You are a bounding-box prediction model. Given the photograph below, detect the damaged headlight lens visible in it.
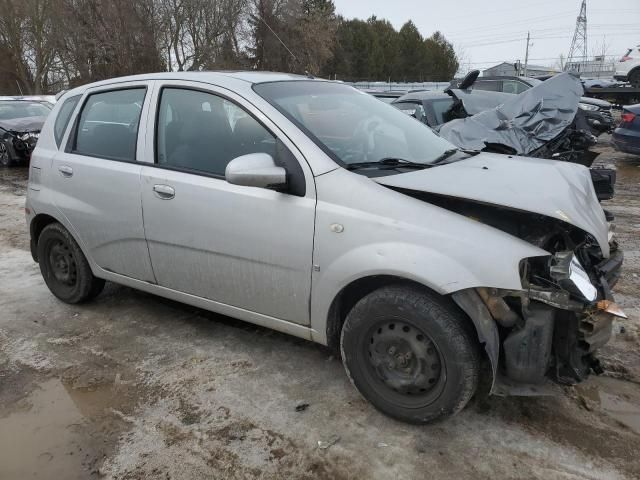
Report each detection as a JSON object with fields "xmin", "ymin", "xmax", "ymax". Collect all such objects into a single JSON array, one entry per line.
[
  {"xmin": 578, "ymin": 103, "xmax": 599, "ymax": 112},
  {"xmin": 18, "ymin": 132, "xmax": 39, "ymax": 141},
  {"xmin": 549, "ymin": 251, "xmax": 598, "ymax": 302}
]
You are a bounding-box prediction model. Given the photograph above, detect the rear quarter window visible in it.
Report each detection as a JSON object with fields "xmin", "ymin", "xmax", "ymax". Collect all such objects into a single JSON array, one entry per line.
[{"xmin": 54, "ymin": 95, "xmax": 81, "ymax": 147}]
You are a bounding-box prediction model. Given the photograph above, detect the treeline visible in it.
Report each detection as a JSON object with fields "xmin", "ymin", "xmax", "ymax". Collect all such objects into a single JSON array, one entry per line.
[{"xmin": 0, "ymin": 0, "xmax": 459, "ymax": 95}]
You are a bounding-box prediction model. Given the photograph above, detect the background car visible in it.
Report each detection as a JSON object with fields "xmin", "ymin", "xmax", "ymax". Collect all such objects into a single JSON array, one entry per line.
[
  {"xmin": 615, "ymin": 46, "xmax": 640, "ymax": 87},
  {"xmin": 363, "ymin": 89, "xmax": 408, "ymax": 103},
  {"xmin": 462, "ymin": 75, "xmax": 614, "ymax": 135},
  {"xmin": 0, "ymin": 99, "xmax": 52, "ymax": 166},
  {"xmin": 612, "ymin": 104, "xmax": 640, "ymax": 155}
]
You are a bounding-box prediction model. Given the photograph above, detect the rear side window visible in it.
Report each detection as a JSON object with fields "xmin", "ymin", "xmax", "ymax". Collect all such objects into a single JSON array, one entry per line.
[
  {"xmin": 72, "ymin": 88, "xmax": 146, "ymax": 161},
  {"xmin": 54, "ymin": 95, "xmax": 81, "ymax": 147},
  {"xmin": 473, "ymin": 80, "xmax": 501, "ymax": 92}
]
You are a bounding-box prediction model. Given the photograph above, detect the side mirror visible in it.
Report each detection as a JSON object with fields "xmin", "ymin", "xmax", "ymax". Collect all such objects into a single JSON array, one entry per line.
[{"xmin": 225, "ymin": 153, "xmax": 287, "ymax": 190}]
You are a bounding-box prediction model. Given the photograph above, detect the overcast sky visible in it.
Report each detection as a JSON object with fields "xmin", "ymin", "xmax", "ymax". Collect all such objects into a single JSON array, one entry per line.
[{"xmin": 332, "ymin": 0, "xmax": 640, "ymax": 72}]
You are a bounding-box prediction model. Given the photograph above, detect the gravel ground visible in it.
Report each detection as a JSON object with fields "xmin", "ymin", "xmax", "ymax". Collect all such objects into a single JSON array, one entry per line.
[{"xmin": 1, "ymin": 138, "xmax": 639, "ymax": 480}]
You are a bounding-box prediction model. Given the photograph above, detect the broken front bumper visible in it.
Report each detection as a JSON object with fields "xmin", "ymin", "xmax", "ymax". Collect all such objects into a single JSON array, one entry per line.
[{"xmin": 453, "ymin": 247, "xmax": 625, "ymax": 395}]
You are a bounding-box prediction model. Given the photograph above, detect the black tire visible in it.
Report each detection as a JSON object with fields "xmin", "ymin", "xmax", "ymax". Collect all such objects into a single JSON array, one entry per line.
[
  {"xmin": 0, "ymin": 141, "xmax": 12, "ymax": 167},
  {"xmin": 340, "ymin": 285, "xmax": 480, "ymax": 424},
  {"xmin": 630, "ymin": 69, "xmax": 640, "ymax": 89},
  {"xmin": 37, "ymin": 223, "xmax": 105, "ymax": 304}
]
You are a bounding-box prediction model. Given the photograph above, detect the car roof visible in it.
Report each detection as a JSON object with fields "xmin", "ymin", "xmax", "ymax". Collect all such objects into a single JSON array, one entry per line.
[
  {"xmin": 0, "ymin": 98, "xmax": 50, "ymax": 104},
  {"xmin": 59, "ymin": 71, "xmax": 333, "ymax": 100},
  {"xmin": 72, "ymin": 71, "xmax": 316, "ymax": 87},
  {"xmin": 394, "ymin": 91, "xmax": 451, "ymax": 102}
]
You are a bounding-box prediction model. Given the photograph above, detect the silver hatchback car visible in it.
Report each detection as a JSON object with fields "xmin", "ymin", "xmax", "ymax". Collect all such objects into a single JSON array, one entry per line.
[{"xmin": 26, "ymin": 72, "xmax": 624, "ymax": 423}]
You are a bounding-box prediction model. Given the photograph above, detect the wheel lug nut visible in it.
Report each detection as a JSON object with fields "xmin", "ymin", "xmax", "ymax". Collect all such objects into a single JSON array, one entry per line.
[{"xmin": 388, "ymin": 346, "xmax": 396, "ymax": 355}]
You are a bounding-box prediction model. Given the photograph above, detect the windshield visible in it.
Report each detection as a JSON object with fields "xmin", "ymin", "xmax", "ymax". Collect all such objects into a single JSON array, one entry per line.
[
  {"xmin": 254, "ymin": 81, "xmax": 455, "ymax": 167},
  {"xmin": 0, "ymin": 101, "xmax": 51, "ymax": 121}
]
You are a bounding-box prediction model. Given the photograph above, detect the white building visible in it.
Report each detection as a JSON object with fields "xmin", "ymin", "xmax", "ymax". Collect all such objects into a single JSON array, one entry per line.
[{"xmin": 482, "ymin": 62, "xmax": 558, "ymax": 78}]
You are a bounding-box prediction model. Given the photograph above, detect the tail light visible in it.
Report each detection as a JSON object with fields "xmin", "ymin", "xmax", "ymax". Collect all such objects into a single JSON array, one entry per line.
[{"xmin": 621, "ymin": 112, "xmax": 636, "ymax": 123}]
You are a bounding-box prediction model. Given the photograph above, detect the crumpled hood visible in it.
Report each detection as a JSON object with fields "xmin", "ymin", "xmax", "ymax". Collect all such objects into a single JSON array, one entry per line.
[
  {"xmin": 0, "ymin": 116, "xmax": 45, "ymax": 133},
  {"xmin": 374, "ymin": 152, "xmax": 610, "ymax": 257}
]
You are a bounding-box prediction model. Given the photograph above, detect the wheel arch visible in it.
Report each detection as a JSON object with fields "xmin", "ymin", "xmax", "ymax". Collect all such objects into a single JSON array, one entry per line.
[
  {"xmin": 30, "ymin": 213, "xmax": 61, "ymax": 261},
  {"xmin": 323, "ymin": 275, "xmax": 497, "ymax": 391}
]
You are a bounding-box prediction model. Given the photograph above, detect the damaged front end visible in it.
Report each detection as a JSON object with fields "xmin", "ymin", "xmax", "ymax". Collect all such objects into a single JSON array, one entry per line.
[
  {"xmin": 5, "ymin": 130, "xmax": 40, "ymax": 160},
  {"xmin": 450, "ymin": 202, "xmax": 624, "ymax": 394}
]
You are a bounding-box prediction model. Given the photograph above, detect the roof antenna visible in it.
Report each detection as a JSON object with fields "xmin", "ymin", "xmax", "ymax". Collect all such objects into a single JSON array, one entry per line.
[{"xmin": 257, "ymin": 15, "xmax": 313, "ymax": 78}]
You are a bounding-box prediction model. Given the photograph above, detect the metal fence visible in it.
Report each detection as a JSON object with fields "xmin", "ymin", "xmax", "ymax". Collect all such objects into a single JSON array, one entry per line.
[{"xmin": 346, "ymin": 81, "xmax": 451, "ymax": 92}]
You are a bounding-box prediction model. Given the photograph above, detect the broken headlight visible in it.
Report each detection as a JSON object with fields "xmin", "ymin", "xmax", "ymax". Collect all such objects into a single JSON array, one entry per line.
[
  {"xmin": 578, "ymin": 103, "xmax": 599, "ymax": 112},
  {"xmin": 549, "ymin": 251, "xmax": 597, "ymax": 302},
  {"xmin": 18, "ymin": 132, "xmax": 38, "ymax": 141}
]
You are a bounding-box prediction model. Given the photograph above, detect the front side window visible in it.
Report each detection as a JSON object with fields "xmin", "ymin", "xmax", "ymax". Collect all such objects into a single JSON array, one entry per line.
[
  {"xmin": 54, "ymin": 95, "xmax": 81, "ymax": 147},
  {"xmin": 394, "ymin": 102, "xmax": 426, "ymax": 123},
  {"xmin": 156, "ymin": 88, "xmax": 276, "ymax": 177},
  {"xmin": 254, "ymin": 81, "xmax": 455, "ymax": 168},
  {"xmin": 429, "ymin": 98, "xmax": 455, "ymax": 125},
  {"xmin": 73, "ymin": 88, "xmax": 146, "ymax": 161}
]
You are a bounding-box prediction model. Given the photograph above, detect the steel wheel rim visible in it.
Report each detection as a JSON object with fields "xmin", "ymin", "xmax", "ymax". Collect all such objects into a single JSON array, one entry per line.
[
  {"xmin": 48, "ymin": 240, "xmax": 77, "ymax": 286},
  {"xmin": 362, "ymin": 319, "xmax": 446, "ymax": 407}
]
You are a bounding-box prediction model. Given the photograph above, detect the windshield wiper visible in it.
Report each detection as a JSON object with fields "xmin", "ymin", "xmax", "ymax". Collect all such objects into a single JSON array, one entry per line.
[
  {"xmin": 346, "ymin": 157, "xmax": 433, "ymax": 171},
  {"xmin": 430, "ymin": 148, "xmax": 460, "ymax": 165}
]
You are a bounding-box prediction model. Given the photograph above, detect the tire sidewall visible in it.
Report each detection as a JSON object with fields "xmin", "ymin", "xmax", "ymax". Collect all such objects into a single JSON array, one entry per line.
[
  {"xmin": 37, "ymin": 224, "xmax": 93, "ymax": 304},
  {"xmin": 340, "ymin": 286, "xmax": 479, "ymax": 424},
  {"xmin": 0, "ymin": 141, "xmax": 11, "ymax": 167}
]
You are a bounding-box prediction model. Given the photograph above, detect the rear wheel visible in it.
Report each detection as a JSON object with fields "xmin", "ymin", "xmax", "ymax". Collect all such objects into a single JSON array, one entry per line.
[
  {"xmin": 340, "ymin": 285, "xmax": 480, "ymax": 424},
  {"xmin": 37, "ymin": 223, "xmax": 105, "ymax": 303}
]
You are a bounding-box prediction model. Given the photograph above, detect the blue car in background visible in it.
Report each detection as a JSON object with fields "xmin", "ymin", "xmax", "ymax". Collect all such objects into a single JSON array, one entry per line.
[{"xmin": 612, "ymin": 104, "xmax": 640, "ymax": 155}]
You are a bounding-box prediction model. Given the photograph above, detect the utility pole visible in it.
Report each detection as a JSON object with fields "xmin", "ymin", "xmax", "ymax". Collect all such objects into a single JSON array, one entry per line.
[{"xmin": 524, "ymin": 31, "xmax": 531, "ymax": 77}]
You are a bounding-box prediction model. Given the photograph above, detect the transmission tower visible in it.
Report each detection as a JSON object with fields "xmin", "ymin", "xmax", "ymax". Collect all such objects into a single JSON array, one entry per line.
[{"xmin": 565, "ymin": 0, "xmax": 588, "ymax": 72}]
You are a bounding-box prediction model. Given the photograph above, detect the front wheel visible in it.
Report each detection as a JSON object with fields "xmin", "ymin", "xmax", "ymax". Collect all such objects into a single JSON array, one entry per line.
[
  {"xmin": 0, "ymin": 141, "xmax": 12, "ymax": 167},
  {"xmin": 340, "ymin": 285, "xmax": 480, "ymax": 424},
  {"xmin": 37, "ymin": 223, "xmax": 105, "ymax": 303},
  {"xmin": 630, "ymin": 69, "xmax": 640, "ymax": 89}
]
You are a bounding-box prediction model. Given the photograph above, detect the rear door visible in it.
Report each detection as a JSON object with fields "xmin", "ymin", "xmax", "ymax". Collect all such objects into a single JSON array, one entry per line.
[
  {"xmin": 51, "ymin": 82, "xmax": 155, "ymax": 282},
  {"xmin": 139, "ymin": 82, "xmax": 316, "ymax": 324}
]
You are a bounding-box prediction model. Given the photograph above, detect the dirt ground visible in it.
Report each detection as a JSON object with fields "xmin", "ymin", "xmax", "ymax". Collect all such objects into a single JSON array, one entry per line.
[{"xmin": 1, "ymin": 137, "xmax": 639, "ymax": 480}]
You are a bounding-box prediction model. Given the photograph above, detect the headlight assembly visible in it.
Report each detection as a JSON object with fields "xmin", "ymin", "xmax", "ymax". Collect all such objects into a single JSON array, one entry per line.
[
  {"xmin": 18, "ymin": 132, "xmax": 39, "ymax": 141},
  {"xmin": 578, "ymin": 103, "xmax": 599, "ymax": 112},
  {"xmin": 549, "ymin": 251, "xmax": 598, "ymax": 302}
]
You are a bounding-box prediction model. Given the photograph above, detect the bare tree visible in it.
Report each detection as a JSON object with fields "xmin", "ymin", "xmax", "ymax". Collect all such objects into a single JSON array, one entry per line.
[{"xmin": 0, "ymin": 0, "xmax": 61, "ymax": 94}]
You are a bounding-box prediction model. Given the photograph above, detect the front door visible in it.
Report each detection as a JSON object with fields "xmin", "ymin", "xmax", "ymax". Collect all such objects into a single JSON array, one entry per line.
[
  {"xmin": 52, "ymin": 84, "xmax": 155, "ymax": 282},
  {"xmin": 140, "ymin": 84, "xmax": 316, "ymax": 324}
]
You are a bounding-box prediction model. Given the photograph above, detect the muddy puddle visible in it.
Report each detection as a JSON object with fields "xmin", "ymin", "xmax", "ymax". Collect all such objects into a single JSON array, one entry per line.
[
  {"xmin": 0, "ymin": 166, "xmax": 29, "ymax": 194},
  {"xmin": 575, "ymin": 376, "xmax": 640, "ymax": 435},
  {"xmin": 0, "ymin": 376, "xmax": 137, "ymax": 480}
]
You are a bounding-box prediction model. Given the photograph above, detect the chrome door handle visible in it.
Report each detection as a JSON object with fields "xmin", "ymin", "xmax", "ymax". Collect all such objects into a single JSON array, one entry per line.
[
  {"xmin": 153, "ymin": 184, "xmax": 175, "ymax": 200},
  {"xmin": 58, "ymin": 165, "xmax": 73, "ymax": 177}
]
